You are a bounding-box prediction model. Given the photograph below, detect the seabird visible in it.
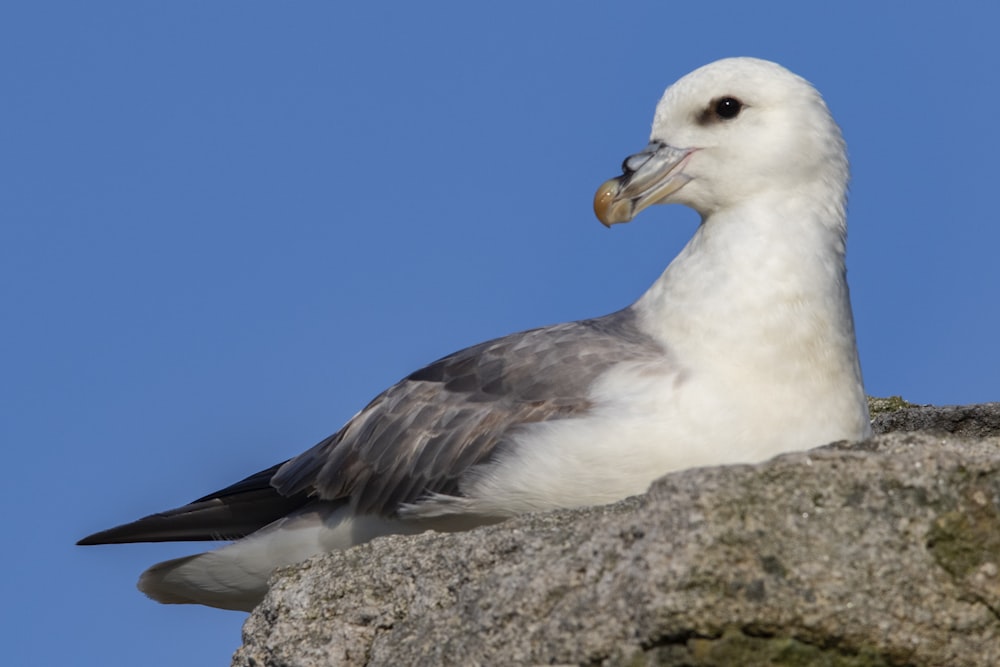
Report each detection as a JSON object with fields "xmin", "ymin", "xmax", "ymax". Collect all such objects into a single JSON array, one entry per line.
[{"xmin": 78, "ymin": 57, "xmax": 872, "ymax": 612}]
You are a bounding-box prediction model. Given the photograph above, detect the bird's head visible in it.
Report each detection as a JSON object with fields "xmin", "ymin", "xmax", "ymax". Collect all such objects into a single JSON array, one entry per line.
[{"xmin": 594, "ymin": 57, "xmax": 847, "ymax": 225}]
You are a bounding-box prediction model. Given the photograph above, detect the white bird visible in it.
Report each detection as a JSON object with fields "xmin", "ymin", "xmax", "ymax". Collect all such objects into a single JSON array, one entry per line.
[{"xmin": 78, "ymin": 57, "xmax": 871, "ymax": 612}]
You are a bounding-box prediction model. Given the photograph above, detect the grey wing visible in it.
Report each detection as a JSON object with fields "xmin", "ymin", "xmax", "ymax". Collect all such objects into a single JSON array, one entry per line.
[{"xmin": 271, "ymin": 307, "xmax": 662, "ymax": 516}]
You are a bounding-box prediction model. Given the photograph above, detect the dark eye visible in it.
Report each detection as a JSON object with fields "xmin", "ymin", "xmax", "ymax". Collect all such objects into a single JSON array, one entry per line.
[{"xmin": 714, "ymin": 97, "xmax": 743, "ymax": 119}]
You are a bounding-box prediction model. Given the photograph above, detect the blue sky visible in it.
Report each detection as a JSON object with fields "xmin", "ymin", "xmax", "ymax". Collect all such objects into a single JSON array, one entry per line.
[{"xmin": 3, "ymin": 2, "xmax": 998, "ymax": 665}]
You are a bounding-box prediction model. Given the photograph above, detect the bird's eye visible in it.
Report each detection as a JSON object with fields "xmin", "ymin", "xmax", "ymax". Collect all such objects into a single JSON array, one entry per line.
[{"xmin": 714, "ymin": 97, "xmax": 743, "ymax": 120}]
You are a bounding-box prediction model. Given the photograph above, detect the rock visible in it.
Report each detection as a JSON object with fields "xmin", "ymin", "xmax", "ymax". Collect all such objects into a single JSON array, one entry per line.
[
  {"xmin": 233, "ymin": 404, "xmax": 1000, "ymax": 666},
  {"xmin": 871, "ymin": 401, "xmax": 1000, "ymax": 439}
]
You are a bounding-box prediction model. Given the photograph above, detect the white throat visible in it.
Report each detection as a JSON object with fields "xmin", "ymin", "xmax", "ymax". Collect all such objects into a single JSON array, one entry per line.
[{"xmin": 633, "ymin": 187, "xmax": 871, "ymax": 441}]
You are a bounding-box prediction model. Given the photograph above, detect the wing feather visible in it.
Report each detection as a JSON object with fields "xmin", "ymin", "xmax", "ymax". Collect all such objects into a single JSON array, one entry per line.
[
  {"xmin": 76, "ymin": 462, "xmax": 310, "ymax": 545},
  {"xmin": 78, "ymin": 308, "xmax": 664, "ymax": 544},
  {"xmin": 271, "ymin": 308, "xmax": 663, "ymax": 516}
]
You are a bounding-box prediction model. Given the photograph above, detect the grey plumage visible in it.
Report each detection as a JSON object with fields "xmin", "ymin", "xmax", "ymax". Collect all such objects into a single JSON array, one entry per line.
[
  {"xmin": 78, "ymin": 307, "xmax": 663, "ymax": 545},
  {"xmin": 273, "ymin": 307, "xmax": 663, "ymax": 516}
]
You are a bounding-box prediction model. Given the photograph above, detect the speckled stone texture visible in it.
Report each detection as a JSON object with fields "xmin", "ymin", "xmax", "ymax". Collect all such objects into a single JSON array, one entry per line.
[{"xmin": 233, "ymin": 403, "xmax": 1000, "ymax": 666}]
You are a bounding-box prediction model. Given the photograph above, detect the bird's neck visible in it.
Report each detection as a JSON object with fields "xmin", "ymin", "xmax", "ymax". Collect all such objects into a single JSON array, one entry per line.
[{"xmin": 635, "ymin": 189, "xmax": 858, "ymax": 372}]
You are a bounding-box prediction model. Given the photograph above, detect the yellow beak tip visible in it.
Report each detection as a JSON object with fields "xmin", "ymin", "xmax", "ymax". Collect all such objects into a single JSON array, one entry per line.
[{"xmin": 593, "ymin": 178, "xmax": 623, "ymax": 227}]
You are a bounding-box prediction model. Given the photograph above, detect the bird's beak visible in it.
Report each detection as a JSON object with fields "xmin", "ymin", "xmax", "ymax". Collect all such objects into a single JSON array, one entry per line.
[{"xmin": 593, "ymin": 142, "xmax": 694, "ymax": 227}]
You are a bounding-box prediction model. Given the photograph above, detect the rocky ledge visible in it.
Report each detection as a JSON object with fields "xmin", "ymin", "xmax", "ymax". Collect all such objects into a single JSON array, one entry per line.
[{"xmin": 233, "ymin": 402, "xmax": 1000, "ymax": 666}]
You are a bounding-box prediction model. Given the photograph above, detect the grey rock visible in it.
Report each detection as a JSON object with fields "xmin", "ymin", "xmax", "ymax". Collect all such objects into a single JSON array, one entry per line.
[
  {"xmin": 871, "ymin": 401, "xmax": 1000, "ymax": 439},
  {"xmin": 233, "ymin": 404, "xmax": 1000, "ymax": 666}
]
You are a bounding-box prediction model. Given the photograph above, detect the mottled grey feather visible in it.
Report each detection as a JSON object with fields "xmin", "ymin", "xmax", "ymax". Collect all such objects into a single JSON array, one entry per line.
[
  {"xmin": 77, "ymin": 308, "xmax": 662, "ymax": 545},
  {"xmin": 271, "ymin": 307, "xmax": 664, "ymax": 516}
]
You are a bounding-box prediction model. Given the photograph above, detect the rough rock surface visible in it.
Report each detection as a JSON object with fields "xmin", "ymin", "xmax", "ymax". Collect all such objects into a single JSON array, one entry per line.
[{"xmin": 233, "ymin": 403, "xmax": 1000, "ymax": 666}]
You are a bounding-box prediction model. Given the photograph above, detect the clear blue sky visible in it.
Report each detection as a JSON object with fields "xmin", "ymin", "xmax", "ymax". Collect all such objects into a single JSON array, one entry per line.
[{"xmin": 3, "ymin": 2, "xmax": 997, "ymax": 665}]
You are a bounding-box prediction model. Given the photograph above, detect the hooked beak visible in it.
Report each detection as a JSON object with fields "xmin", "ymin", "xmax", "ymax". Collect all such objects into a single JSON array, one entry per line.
[{"xmin": 593, "ymin": 142, "xmax": 695, "ymax": 227}]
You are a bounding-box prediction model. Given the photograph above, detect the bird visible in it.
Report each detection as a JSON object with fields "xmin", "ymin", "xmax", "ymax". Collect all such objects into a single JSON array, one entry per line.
[{"xmin": 78, "ymin": 57, "xmax": 872, "ymax": 612}]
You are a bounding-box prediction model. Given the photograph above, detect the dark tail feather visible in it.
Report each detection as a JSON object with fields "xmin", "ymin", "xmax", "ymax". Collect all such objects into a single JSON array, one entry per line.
[{"xmin": 77, "ymin": 460, "xmax": 311, "ymax": 545}]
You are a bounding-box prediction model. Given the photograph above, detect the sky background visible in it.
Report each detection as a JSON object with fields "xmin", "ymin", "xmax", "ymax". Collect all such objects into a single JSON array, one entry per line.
[{"xmin": 3, "ymin": 2, "xmax": 998, "ymax": 665}]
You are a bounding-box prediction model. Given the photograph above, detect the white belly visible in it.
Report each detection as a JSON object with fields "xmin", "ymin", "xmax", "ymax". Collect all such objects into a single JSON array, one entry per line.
[{"xmin": 456, "ymin": 356, "xmax": 870, "ymax": 517}]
